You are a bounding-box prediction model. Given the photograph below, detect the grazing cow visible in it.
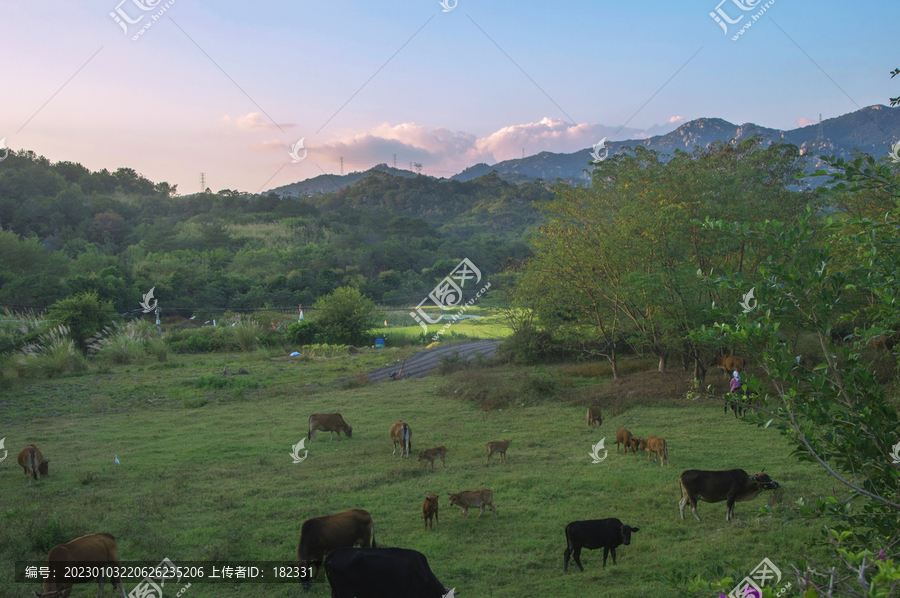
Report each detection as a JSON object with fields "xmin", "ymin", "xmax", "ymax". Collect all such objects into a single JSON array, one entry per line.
[
  {"xmin": 587, "ymin": 406, "xmax": 603, "ymax": 429},
  {"xmin": 389, "ymin": 421, "xmax": 412, "ymax": 458},
  {"xmin": 638, "ymin": 437, "xmax": 668, "ymax": 466},
  {"xmin": 711, "ymin": 350, "xmax": 744, "ymax": 379},
  {"xmin": 417, "ymin": 446, "xmax": 447, "ymax": 471},
  {"xmin": 485, "ymin": 439, "xmax": 511, "ymax": 465},
  {"xmin": 297, "ymin": 509, "xmax": 376, "ymax": 589},
  {"xmin": 615, "ymin": 428, "xmax": 637, "ymax": 455},
  {"xmin": 448, "ymin": 489, "xmax": 497, "ymax": 519},
  {"xmin": 324, "ymin": 547, "xmax": 453, "ymax": 598},
  {"xmin": 679, "ymin": 468, "xmax": 780, "ymax": 522},
  {"xmin": 563, "ymin": 518, "xmax": 640, "ymax": 572},
  {"xmin": 308, "ymin": 413, "xmax": 353, "ymax": 441},
  {"xmin": 422, "ymin": 494, "xmax": 439, "ymax": 530},
  {"xmin": 33, "ymin": 533, "xmax": 127, "ymax": 598},
  {"xmin": 17, "ymin": 444, "xmax": 49, "ymax": 485}
]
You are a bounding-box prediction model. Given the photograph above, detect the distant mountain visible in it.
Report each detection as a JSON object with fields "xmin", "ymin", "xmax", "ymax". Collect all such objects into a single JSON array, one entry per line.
[
  {"xmin": 270, "ymin": 163, "xmax": 421, "ymax": 196},
  {"xmin": 270, "ymin": 105, "xmax": 900, "ymax": 193}
]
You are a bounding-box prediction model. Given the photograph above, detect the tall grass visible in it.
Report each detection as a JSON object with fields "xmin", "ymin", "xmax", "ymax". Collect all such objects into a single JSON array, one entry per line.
[
  {"xmin": 88, "ymin": 322, "xmax": 149, "ymax": 365},
  {"xmin": 232, "ymin": 316, "xmax": 262, "ymax": 353},
  {"xmin": 13, "ymin": 325, "xmax": 88, "ymax": 378}
]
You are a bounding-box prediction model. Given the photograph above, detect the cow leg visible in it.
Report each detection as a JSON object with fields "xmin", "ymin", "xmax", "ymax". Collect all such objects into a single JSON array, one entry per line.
[
  {"xmin": 679, "ymin": 494, "xmax": 687, "ymax": 519},
  {"xmin": 430, "ymin": 460, "xmax": 435, "ymax": 472},
  {"xmin": 726, "ymin": 499, "xmax": 735, "ymax": 522},
  {"xmin": 478, "ymin": 505, "xmax": 485, "ymax": 517},
  {"xmin": 392, "ymin": 441, "xmax": 397, "ymax": 456},
  {"xmin": 690, "ymin": 498, "xmax": 701, "ymax": 521},
  {"xmin": 491, "ymin": 503, "xmax": 498, "ymax": 518},
  {"xmin": 573, "ymin": 546, "xmax": 584, "ymax": 572},
  {"xmin": 441, "ymin": 456, "xmax": 445, "ymax": 469},
  {"xmin": 435, "ymin": 510, "xmax": 438, "ymax": 526},
  {"xmin": 602, "ymin": 546, "xmax": 609, "ymax": 568},
  {"xmin": 486, "ymin": 452, "xmax": 492, "ymax": 465},
  {"xmin": 330, "ymin": 431, "xmax": 334, "ymax": 441},
  {"xmin": 563, "ymin": 545, "xmax": 572, "ymax": 572},
  {"xmin": 610, "ymin": 547, "xmax": 617, "ymax": 565}
]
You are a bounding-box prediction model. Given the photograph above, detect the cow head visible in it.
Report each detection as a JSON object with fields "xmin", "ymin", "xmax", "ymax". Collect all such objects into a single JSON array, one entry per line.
[
  {"xmin": 345, "ymin": 426, "xmax": 353, "ymax": 438},
  {"xmin": 447, "ymin": 493, "xmax": 460, "ymax": 507},
  {"xmin": 425, "ymin": 493, "xmax": 438, "ymax": 505},
  {"xmin": 633, "ymin": 438, "xmax": 645, "ymax": 450},
  {"xmin": 620, "ymin": 523, "xmax": 640, "ymax": 545},
  {"xmin": 39, "ymin": 459, "xmax": 49, "ymax": 477},
  {"xmin": 749, "ymin": 468, "xmax": 779, "ymax": 490},
  {"xmin": 417, "ymin": 451, "xmax": 425, "ymax": 462}
]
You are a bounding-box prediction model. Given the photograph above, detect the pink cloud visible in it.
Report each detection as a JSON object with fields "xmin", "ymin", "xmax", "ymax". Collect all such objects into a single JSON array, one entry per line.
[
  {"xmin": 225, "ymin": 112, "xmax": 296, "ymax": 131},
  {"xmin": 796, "ymin": 117, "xmax": 815, "ymax": 127}
]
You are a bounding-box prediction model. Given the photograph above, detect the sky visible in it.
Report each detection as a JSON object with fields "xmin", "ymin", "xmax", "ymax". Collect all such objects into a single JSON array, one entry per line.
[{"xmin": 1, "ymin": 0, "xmax": 897, "ymax": 194}]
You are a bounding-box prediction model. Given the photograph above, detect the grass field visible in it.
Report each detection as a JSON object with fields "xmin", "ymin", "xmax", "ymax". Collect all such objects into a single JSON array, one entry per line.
[{"xmin": 0, "ymin": 348, "xmax": 841, "ymax": 598}]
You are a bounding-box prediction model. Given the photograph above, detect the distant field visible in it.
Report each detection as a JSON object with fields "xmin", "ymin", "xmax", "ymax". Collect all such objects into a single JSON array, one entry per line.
[
  {"xmin": 373, "ymin": 307, "xmax": 510, "ymax": 343},
  {"xmin": 0, "ymin": 349, "xmax": 839, "ymax": 598}
]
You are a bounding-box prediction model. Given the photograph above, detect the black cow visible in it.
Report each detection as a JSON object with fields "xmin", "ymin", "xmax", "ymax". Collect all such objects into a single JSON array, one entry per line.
[
  {"xmin": 563, "ymin": 518, "xmax": 640, "ymax": 572},
  {"xmin": 679, "ymin": 468, "xmax": 780, "ymax": 522},
  {"xmin": 324, "ymin": 547, "xmax": 454, "ymax": 598}
]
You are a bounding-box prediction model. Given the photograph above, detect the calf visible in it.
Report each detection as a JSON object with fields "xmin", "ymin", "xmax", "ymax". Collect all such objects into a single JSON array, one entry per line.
[
  {"xmin": 485, "ymin": 439, "xmax": 511, "ymax": 465},
  {"xmin": 389, "ymin": 421, "xmax": 412, "ymax": 458},
  {"xmin": 563, "ymin": 518, "xmax": 640, "ymax": 572},
  {"xmin": 679, "ymin": 468, "xmax": 780, "ymax": 522},
  {"xmin": 587, "ymin": 406, "xmax": 603, "ymax": 429},
  {"xmin": 448, "ymin": 489, "xmax": 497, "ymax": 519},
  {"xmin": 324, "ymin": 547, "xmax": 452, "ymax": 598},
  {"xmin": 308, "ymin": 413, "xmax": 353, "ymax": 441},
  {"xmin": 417, "ymin": 446, "xmax": 446, "ymax": 471},
  {"xmin": 34, "ymin": 533, "xmax": 127, "ymax": 598},
  {"xmin": 297, "ymin": 509, "xmax": 375, "ymax": 589},
  {"xmin": 422, "ymin": 494, "xmax": 439, "ymax": 530},
  {"xmin": 615, "ymin": 428, "xmax": 637, "ymax": 455},
  {"xmin": 17, "ymin": 444, "xmax": 49, "ymax": 485},
  {"xmin": 638, "ymin": 436, "xmax": 668, "ymax": 466}
]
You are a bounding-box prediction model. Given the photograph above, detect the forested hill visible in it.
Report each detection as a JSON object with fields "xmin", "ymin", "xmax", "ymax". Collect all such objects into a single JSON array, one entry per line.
[{"xmin": 0, "ymin": 151, "xmax": 539, "ymax": 312}]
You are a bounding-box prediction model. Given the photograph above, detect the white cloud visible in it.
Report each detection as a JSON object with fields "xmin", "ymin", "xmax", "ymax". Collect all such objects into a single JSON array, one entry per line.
[
  {"xmin": 225, "ymin": 112, "xmax": 296, "ymax": 131},
  {"xmin": 796, "ymin": 117, "xmax": 816, "ymax": 127}
]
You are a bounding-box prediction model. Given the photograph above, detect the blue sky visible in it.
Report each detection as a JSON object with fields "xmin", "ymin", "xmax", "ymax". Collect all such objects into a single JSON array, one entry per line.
[{"xmin": 1, "ymin": 0, "xmax": 896, "ymax": 193}]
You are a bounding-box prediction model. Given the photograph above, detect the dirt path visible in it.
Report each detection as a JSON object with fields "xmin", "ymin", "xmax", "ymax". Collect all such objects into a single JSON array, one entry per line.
[{"xmin": 366, "ymin": 340, "xmax": 501, "ymax": 383}]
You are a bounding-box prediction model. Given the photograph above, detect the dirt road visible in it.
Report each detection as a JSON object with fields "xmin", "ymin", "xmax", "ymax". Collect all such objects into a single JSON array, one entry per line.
[{"xmin": 366, "ymin": 340, "xmax": 501, "ymax": 383}]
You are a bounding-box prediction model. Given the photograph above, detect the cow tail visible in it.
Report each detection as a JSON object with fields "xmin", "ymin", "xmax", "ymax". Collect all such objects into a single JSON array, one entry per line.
[
  {"xmin": 371, "ymin": 520, "xmax": 377, "ymax": 548},
  {"xmin": 307, "ymin": 416, "xmax": 312, "ymax": 440},
  {"xmin": 404, "ymin": 424, "xmax": 411, "ymax": 454}
]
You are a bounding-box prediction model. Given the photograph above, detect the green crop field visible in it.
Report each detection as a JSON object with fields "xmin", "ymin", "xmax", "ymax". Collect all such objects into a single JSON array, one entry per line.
[{"xmin": 1, "ymin": 349, "xmax": 839, "ymax": 598}]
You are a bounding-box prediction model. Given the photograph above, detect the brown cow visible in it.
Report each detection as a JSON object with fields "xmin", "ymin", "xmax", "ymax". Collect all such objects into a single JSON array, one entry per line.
[
  {"xmin": 33, "ymin": 533, "xmax": 127, "ymax": 598},
  {"xmin": 297, "ymin": 509, "xmax": 375, "ymax": 589},
  {"xmin": 485, "ymin": 439, "xmax": 511, "ymax": 465},
  {"xmin": 638, "ymin": 436, "xmax": 669, "ymax": 466},
  {"xmin": 448, "ymin": 489, "xmax": 497, "ymax": 519},
  {"xmin": 308, "ymin": 413, "xmax": 353, "ymax": 441},
  {"xmin": 417, "ymin": 446, "xmax": 446, "ymax": 471},
  {"xmin": 615, "ymin": 428, "xmax": 637, "ymax": 455},
  {"xmin": 17, "ymin": 444, "xmax": 49, "ymax": 485},
  {"xmin": 587, "ymin": 406, "xmax": 603, "ymax": 429},
  {"xmin": 389, "ymin": 421, "xmax": 412, "ymax": 458},
  {"xmin": 422, "ymin": 494, "xmax": 439, "ymax": 530},
  {"xmin": 711, "ymin": 349, "xmax": 744, "ymax": 379}
]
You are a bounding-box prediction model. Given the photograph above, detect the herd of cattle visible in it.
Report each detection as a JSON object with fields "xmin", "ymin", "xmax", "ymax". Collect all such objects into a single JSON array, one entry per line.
[{"xmin": 16, "ymin": 363, "xmax": 783, "ymax": 597}]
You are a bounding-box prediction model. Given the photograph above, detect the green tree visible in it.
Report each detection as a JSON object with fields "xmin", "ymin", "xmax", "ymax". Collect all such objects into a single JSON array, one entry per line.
[
  {"xmin": 46, "ymin": 291, "xmax": 116, "ymax": 352},
  {"xmin": 313, "ymin": 286, "xmax": 376, "ymax": 345}
]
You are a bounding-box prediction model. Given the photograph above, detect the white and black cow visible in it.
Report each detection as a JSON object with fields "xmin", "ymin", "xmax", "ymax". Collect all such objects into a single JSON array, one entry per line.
[
  {"xmin": 324, "ymin": 547, "xmax": 454, "ymax": 598},
  {"xmin": 563, "ymin": 518, "xmax": 640, "ymax": 572},
  {"xmin": 679, "ymin": 468, "xmax": 780, "ymax": 522}
]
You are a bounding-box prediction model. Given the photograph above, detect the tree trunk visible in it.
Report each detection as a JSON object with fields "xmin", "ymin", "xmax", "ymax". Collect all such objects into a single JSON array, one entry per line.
[
  {"xmin": 658, "ymin": 351, "xmax": 668, "ymax": 373},
  {"xmin": 608, "ymin": 343, "xmax": 619, "ymax": 380},
  {"xmin": 693, "ymin": 357, "xmax": 706, "ymax": 388}
]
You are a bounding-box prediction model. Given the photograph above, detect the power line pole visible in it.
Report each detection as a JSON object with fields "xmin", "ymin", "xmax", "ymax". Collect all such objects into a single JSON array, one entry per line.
[{"xmin": 340, "ymin": 157, "xmax": 343, "ymax": 176}]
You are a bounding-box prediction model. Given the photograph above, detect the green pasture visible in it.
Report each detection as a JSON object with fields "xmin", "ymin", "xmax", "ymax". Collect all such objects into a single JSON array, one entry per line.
[
  {"xmin": 371, "ymin": 307, "xmax": 510, "ymax": 342},
  {"xmin": 1, "ymin": 350, "xmax": 839, "ymax": 598}
]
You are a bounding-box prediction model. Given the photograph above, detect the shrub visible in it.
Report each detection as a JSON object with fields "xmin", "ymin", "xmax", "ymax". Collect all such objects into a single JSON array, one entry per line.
[
  {"xmin": 14, "ymin": 325, "xmax": 88, "ymax": 379},
  {"xmin": 46, "ymin": 291, "xmax": 115, "ymax": 353},
  {"xmin": 166, "ymin": 327, "xmax": 235, "ymax": 354},
  {"xmin": 300, "ymin": 344, "xmax": 350, "ymax": 357},
  {"xmin": 314, "ymin": 287, "xmax": 376, "ymax": 345},
  {"xmin": 286, "ymin": 320, "xmax": 322, "ymax": 345},
  {"xmin": 146, "ymin": 337, "xmax": 168, "ymax": 362},
  {"xmin": 193, "ymin": 376, "xmax": 265, "ymax": 390},
  {"xmin": 437, "ymin": 352, "xmax": 468, "ymax": 375}
]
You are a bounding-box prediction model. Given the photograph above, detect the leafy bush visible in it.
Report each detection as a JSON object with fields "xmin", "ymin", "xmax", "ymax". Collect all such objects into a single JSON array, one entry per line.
[
  {"xmin": 286, "ymin": 320, "xmax": 322, "ymax": 345},
  {"xmin": 437, "ymin": 352, "xmax": 468, "ymax": 375},
  {"xmin": 146, "ymin": 337, "xmax": 168, "ymax": 362},
  {"xmin": 30, "ymin": 518, "xmax": 73, "ymax": 554},
  {"xmin": 46, "ymin": 291, "xmax": 115, "ymax": 353},
  {"xmin": 314, "ymin": 287, "xmax": 376, "ymax": 344},
  {"xmin": 166, "ymin": 327, "xmax": 235, "ymax": 354}
]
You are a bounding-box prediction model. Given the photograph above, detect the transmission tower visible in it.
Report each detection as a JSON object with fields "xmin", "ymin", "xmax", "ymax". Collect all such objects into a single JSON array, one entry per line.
[
  {"xmin": 817, "ymin": 114, "xmax": 824, "ymax": 141},
  {"xmin": 199, "ymin": 173, "xmax": 205, "ymax": 192},
  {"xmin": 414, "ymin": 162, "xmax": 423, "ymax": 175},
  {"xmin": 340, "ymin": 157, "xmax": 343, "ymax": 176},
  {"xmin": 393, "ymin": 154, "xmax": 397, "ymax": 168}
]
